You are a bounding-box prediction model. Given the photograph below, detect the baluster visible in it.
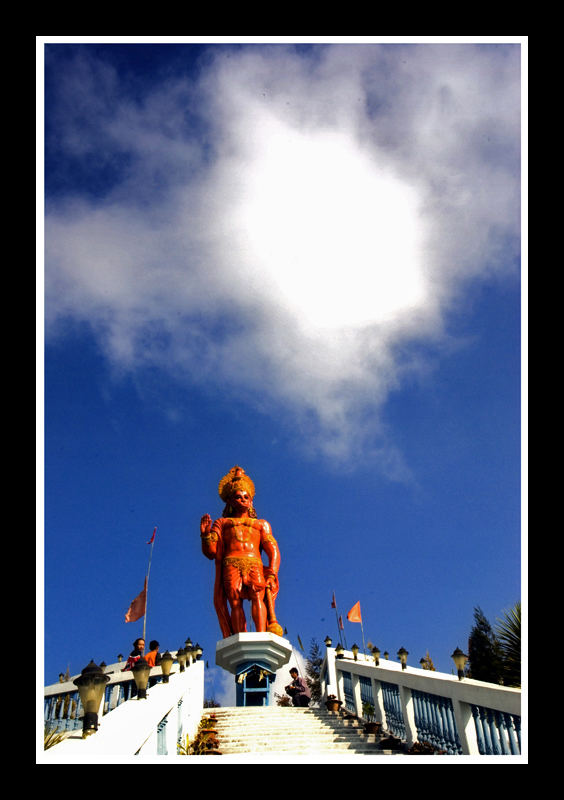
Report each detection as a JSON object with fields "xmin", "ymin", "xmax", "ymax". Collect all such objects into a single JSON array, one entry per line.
[
  {"xmin": 412, "ymin": 691, "xmax": 423, "ymax": 742},
  {"xmin": 423, "ymin": 693, "xmax": 435, "ymax": 747},
  {"xmin": 494, "ymin": 710, "xmax": 511, "ymax": 754},
  {"xmin": 102, "ymin": 684, "xmax": 111, "ymax": 716},
  {"xmin": 74, "ymin": 692, "xmax": 84, "ymax": 731},
  {"xmin": 177, "ymin": 698, "xmax": 184, "ymax": 746},
  {"xmin": 157, "ymin": 717, "xmax": 168, "ymax": 755},
  {"xmin": 429, "ymin": 693, "xmax": 442, "ymax": 749},
  {"xmin": 44, "ymin": 696, "xmax": 56, "ymax": 728},
  {"xmin": 479, "ymin": 707, "xmax": 494, "ymax": 754},
  {"xmin": 429, "ymin": 693, "xmax": 443, "ymax": 749},
  {"xmin": 434, "ymin": 696, "xmax": 447, "ymax": 752},
  {"xmin": 513, "ymin": 714, "xmax": 521, "ymax": 752},
  {"xmin": 503, "ymin": 712, "xmax": 520, "ymax": 755},
  {"xmin": 471, "ymin": 705, "xmax": 486, "ymax": 754},
  {"xmin": 395, "ymin": 685, "xmax": 406, "ymax": 739},
  {"xmin": 485, "ymin": 708, "xmax": 502, "ymax": 755},
  {"xmin": 445, "ymin": 699, "xmax": 462, "ymax": 754},
  {"xmin": 418, "ymin": 692, "xmax": 433, "ymax": 748},
  {"xmin": 68, "ymin": 693, "xmax": 79, "ymax": 731},
  {"xmin": 439, "ymin": 697, "xmax": 458, "ymax": 755}
]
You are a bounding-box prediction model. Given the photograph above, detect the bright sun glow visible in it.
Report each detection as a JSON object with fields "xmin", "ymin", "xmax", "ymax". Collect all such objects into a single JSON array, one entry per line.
[{"xmin": 233, "ymin": 123, "xmax": 427, "ymax": 329}]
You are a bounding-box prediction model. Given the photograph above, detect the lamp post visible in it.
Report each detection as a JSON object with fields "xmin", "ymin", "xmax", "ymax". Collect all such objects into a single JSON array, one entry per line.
[
  {"xmin": 176, "ymin": 647, "xmax": 187, "ymax": 672},
  {"xmin": 73, "ymin": 660, "xmax": 110, "ymax": 737},
  {"xmin": 372, "ymin": 646, "xmax": 380, "ymax": 666},
  {"xmin": 193, "ymin": 643, "xmax": 203, "ymax": 660},
  {"xmin": 132, "ymin": 657, "xmax": 151, "ymax": 699},
  {"xmin": 451, "ymin": 647, "xmax": 469, "ymax": 680},
  {"xmin": 351, "ymin": 643, "xmax": 359, "ymax": 661},
  {"xmin": 335, "ymin": 643, "xmax": 345, "ymax": 659},
  {"xmin": 397, "ymin": 647, "xmax": 409, "ymax": 670},
  {"xmin": 383, "ymin": 651, "xmax": 389, "ymax": 660},
  {"xmin": 160, "ymin": 651, "xmax": 174, "ymax": 683},
  {"xmin": 324, "ymin": 635, "xmax": 333, "ymax": 647}
]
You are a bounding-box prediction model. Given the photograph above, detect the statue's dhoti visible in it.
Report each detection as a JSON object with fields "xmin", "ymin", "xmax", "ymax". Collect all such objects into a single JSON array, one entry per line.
[{"xmin": 222, "ymin": 555, "xmax": 266, "ymax": 598}]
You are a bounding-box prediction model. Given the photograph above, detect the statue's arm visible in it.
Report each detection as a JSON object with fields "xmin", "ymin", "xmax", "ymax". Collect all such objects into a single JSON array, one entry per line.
[
  {"xmin": 200, "ymin": 515, "xmax": 220, "ymax": 559},
  {"xmin": 260, "ymin": 520, "xmax": 280, "ymax": 587}
]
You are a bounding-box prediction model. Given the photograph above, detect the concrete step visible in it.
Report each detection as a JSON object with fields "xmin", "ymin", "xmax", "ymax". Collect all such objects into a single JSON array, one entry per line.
[{"xmin": 199, "ymin": 706, "xmax": 402, "ymax": 756}]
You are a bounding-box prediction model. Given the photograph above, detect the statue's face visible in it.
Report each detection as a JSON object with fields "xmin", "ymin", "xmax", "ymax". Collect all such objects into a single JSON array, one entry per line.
[{"xmin": 230, "ymin": 489, "xmax": 252, "ymax": 512}]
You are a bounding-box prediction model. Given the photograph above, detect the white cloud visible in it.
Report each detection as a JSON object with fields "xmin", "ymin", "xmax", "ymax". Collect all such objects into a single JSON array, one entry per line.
[{"xmin": 44, "ymin": 44, "xmax": 521, "ymax": 471}]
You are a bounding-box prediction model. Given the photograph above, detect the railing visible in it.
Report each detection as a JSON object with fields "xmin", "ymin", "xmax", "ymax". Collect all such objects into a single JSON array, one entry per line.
[
  {"xmin": 43, "ymin": 654, "xmax": 205, "ymax": 757},
  {"xmin": 45, "ymin": 670, "xmax": 144, "ymax": 734},
  {"xmin": 321, "ymin": 647, "xmax": 522, "ymax": 756}
]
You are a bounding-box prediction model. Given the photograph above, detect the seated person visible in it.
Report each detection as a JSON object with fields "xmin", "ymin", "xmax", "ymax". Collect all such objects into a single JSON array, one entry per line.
[{"xmin": 285, "ymin": 667, "xmax": 311, "ymax": 707}]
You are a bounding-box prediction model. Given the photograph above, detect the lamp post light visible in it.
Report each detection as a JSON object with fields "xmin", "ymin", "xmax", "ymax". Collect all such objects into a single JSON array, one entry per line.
[
  {"xmin": 132, "ymin": 657, "xmax": 151, "ymax": 699},
  {"xmin": 194, "ymin": 643, "xmax": 203, "ymax": 660},
  {"xmin": 73, "ymin": 660, "xmax": 110, "ymax": 737},
  {"xmin": 185, "ymin": 637, "xmax": 193, "ymax": 651},
  {"xmin": 176, "ymin": 647, "xmax": 187, "ymax": 672},
  {"xmin": 185, "ymin": 645, "xmax": 194, "ymax": 665},
  {"xmin": 351, "ymin": 643, "xmax": 359, "ymax": 661},
  {"xmin": 397, "ymin": 647, "xmax": 409, "ymax": 670},
  {"xmin": 372, "ymin": 646, "xmax": 380, "ymax": 666},
  {"xmin": 324, "ymin": 635, "xmax": 333, "ymax": 647},
  {"xmin": 335, "ymin": 643, "xmax": 345, "ymax": 659},
  {"xmin": 451, "ymin": 647, "xmax": 469, "ymax": 680},
  {"xmin": 160, "ymin": 651, "xmax": 174, "ymax": 683},
  {"xmin": 383, "ymin": 651, "xmax": 389, "ymax": 660}
]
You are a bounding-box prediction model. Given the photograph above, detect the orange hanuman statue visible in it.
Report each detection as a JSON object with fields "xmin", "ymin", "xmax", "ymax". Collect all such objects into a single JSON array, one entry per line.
[{"xmin": 200, "ymin": 466, "xmax": 282, "ymax": 638}]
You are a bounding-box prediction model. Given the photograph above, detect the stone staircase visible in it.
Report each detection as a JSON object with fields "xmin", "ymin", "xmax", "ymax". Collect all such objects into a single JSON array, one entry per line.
[{"xmin": 201, "ymin": 706, "xmax": 404, "ymax": 756}]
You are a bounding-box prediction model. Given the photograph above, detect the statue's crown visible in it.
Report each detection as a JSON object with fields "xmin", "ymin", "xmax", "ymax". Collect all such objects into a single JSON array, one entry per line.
[{"xmin": 218, "ymin": 466, "xmax": 255, "ymax": 502}]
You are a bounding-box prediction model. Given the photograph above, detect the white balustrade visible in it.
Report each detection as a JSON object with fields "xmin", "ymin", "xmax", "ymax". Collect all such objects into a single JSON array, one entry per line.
[
  {"xmin": 320, "ymin": 647, "xmax": 521, "ymax": 756},
  {"xmin": 44, "ymin": 656, "xmax": 205, "ymax": 757}
]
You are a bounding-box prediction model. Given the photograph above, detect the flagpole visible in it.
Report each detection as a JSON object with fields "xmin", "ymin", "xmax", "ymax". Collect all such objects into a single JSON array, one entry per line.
[
  {"xmin": 332, "ymin": 591, "xmax": 344, "ymax": 646},
  {"xmin": 332, "ymin": 592, "xmax": 346, "ymax": 647},
  {"xmin": 142, "ymin": 529, "xmax": 156, "ymax": 643},
  {"xmin": 296, "ymin": 635, "xmax": 306, "ymax": 678},
  {"xmin": 341, "ymin": 620, "xmax": 348, "ymax": 650}
]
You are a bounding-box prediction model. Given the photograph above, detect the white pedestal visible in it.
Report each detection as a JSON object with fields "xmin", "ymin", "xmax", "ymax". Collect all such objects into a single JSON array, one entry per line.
[{"xmin": 215, "ymin": 632, "xmax": 293, "ymax": 675}]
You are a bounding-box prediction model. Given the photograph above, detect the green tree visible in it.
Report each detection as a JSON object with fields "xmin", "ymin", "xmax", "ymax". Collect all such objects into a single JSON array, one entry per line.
[
  {"xmin": 467, "ymin": 606, "xmax": 504, "ymax": 684},
  {"xmin": 305, "ymin": 638, "xmax": 323, "ymax": 703},
  {"xmin": 495, "ymin": 601, "xmax": 521, "ymax": 688},
  {"xmin": 420, "ymin": 650, "xmax": 436, "ymax": 671}
]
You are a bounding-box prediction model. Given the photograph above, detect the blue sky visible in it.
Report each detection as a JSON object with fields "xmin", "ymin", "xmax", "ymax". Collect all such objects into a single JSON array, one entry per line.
[{"xmin": 40, "ymin": 38, "xmax": 525, "ymax": 701}]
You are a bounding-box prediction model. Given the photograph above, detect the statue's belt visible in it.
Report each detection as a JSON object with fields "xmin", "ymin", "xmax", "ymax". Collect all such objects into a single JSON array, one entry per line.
[{"xmin": 223, "ymin": 555, "xmax": 262, "ymax": 568}]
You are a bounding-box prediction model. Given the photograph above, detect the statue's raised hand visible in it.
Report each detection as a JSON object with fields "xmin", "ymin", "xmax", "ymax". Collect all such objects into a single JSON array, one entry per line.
[{"xmin": 200, "ymin": 513, "xmax": 212, "ymax": 535}]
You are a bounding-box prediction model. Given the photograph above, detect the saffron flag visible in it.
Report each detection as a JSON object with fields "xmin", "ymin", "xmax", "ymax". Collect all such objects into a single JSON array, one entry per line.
[
  {"xmin": 339, "ymin": 615, "xmax": 344, "ymax": 630},
  {"xmin": 125, "ymin": 577, "xmax": 148, "ymax": 623},
  {"xmin": 331, "ymin": 592, "xmax": 337, "ymax": 609},
  {"xmin": 347, "ymin": 601, "xmax": 362, "ymax": 623},
  {"xmin": 147, "ymin": 527, "xmax": 157, "ymax": 545}
]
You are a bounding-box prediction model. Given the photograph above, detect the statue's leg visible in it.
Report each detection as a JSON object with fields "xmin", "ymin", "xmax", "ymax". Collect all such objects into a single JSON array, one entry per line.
[
  {"xmin": 250, "ymin": 589, "xmax": 267, "ymax": 632},
  {"xmin": 223, "ymin": 565, "xmax": 247, "ymax": 633},
  {"xmin": 226, "ymin": 593, "xmax": 247, "ymax": 633}
]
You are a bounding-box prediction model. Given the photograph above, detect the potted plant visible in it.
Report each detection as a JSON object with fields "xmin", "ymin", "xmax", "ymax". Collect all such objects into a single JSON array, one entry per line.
[
  {"xmin": 177, "ymin": 721, "xmax": 222, "ymax": 755},
  {"xmin": 406, "ymin": 740, "xmax": 445, "ymax": 755},
  {"xmin": 362, "ymin": 702, "xmax": 381, "ymax": 734},
  {"xmin": 325, "ymin": 694, "xmax": 342, "ymax": 712}
]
